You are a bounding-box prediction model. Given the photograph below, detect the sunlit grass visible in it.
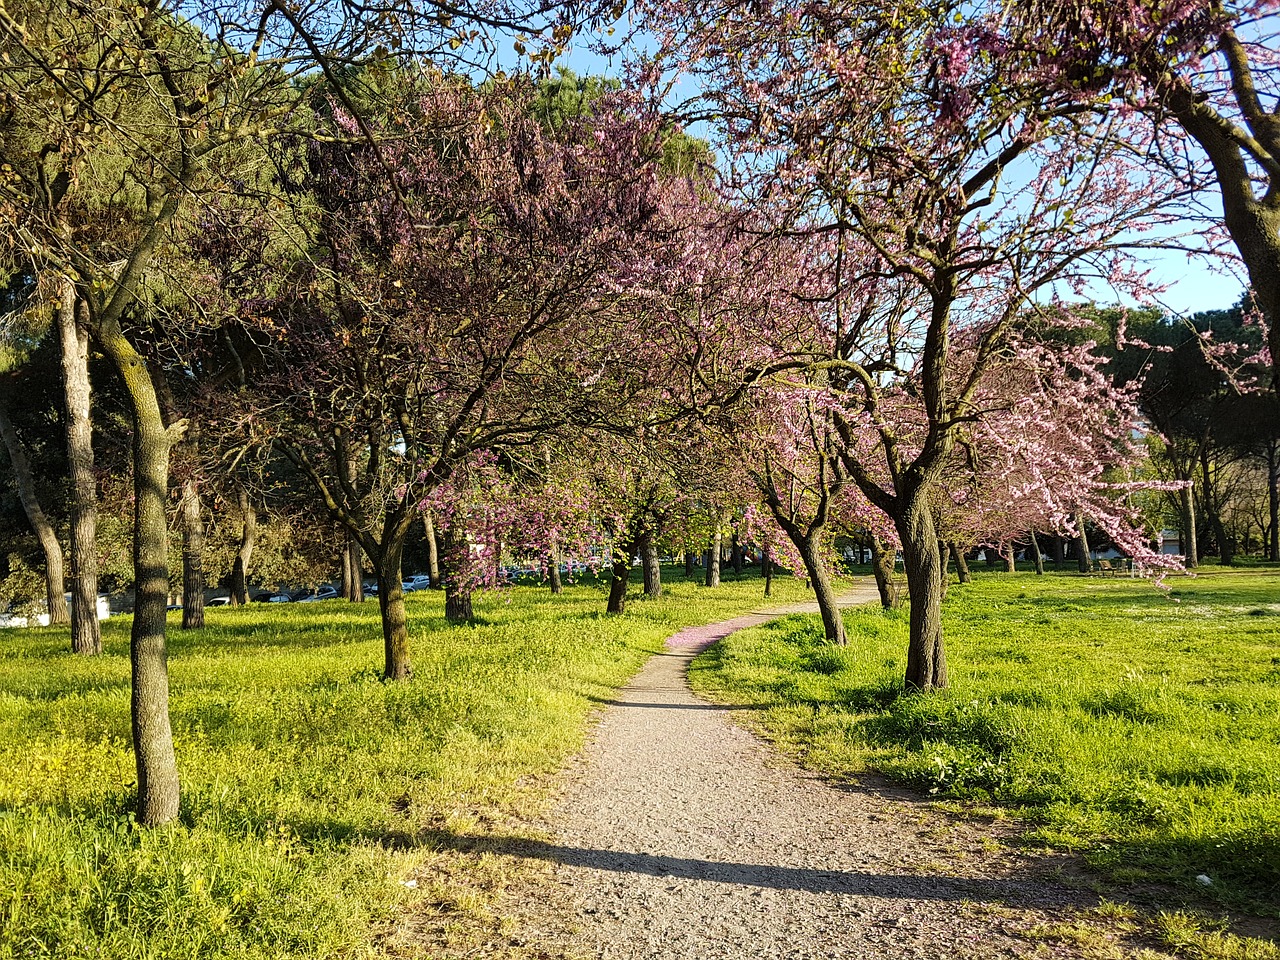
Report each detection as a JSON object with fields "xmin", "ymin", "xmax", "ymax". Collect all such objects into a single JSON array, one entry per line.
[
  {"xmin": 690, "ymin": 567, "xmax": 1280, "ymax": 925},
  {"xmin": 0, "ymin": 567, "xmax": 807, "ymax": 959}
]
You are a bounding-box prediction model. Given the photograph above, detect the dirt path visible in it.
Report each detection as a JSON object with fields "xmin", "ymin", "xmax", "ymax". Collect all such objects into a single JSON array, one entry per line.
[{"xmin": 478, "ymin": 583, "xmax": 1123, "ymax": 959}]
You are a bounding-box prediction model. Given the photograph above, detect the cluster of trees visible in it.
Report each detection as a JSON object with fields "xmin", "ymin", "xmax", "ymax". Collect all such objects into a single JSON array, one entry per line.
[{"xmin": 2, "ymin": 0, "xmax": 1276, "ymax": 824}]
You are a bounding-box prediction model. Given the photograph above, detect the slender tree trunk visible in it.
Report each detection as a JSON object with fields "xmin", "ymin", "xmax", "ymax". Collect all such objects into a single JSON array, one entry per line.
[
  {"xmin": 423, "ymin": 511, "xmax": 442, "ymax": 589},
  {"xmin": 1029, "ymin": 530, "xmax": 1045, "ymax": 575},
  {"xmin": 1050, "ymin": 534, "xmax": 1064, "ymax": 570},
  {"xmin": 1075, "ymin": 512, "xmax": 1093, "ymax": 573},
  {"xmin": 606, "ymin": 536, "xmax": 634, "ymax": 614},
  {"xmin": 795, "ymin": 530, "xmax": 846, "ymax": 645},
  {"xmin": 871, "ymin": 535, "xmax": 900, "ymax": 608},
  {"xmin": 341, "ymin": 533, "xmax": 364, "ymax": 602},
  {"xmin": 950, "ymin": 542, "xmax": 971, "ymax": 584},
  {"xmin": 1268, "ymin": 441, "xmax": 1279, "ymax": 562},
  {"xmin": 437, "ymin": 525, "xmax": 473, "ymax": 623},
  {"xmin": 763, "ymin": 548, "xmax": 773, "ymax": 598},
  {"xmin": 231, "ymin": 484, "xmax": 254, "ymax": 606},
  {"xmin": 374, "ymin": 542, "xmax": 411, "ymax": 678},
  {"xmin": 684, "ymin": 551, "xmax": 695, "ymax": 578},
  {"xmin": 898, "ymin": 495, "xmax": 948, "ymax": 691},
  {"xmin": 1179, "ymin": 487, "xmax": 1198, "ymax": 568},
  {"xmin": 180, "ymin": 479, "xmax": 205, "ymax": 630},
  {"xmin": 1202, "ymin": 453, "xmax": 1235, "ymax": 566},
  {"xmin": 640, "ymin": 528, "xmax": 661, "ymax": 599},
  {"xmin": 57, "ymin": 284, "xmax": 99, "ymax": 652},
  {"xmin": 0, "ymin": 393, "xmax": 69, "ymax": 627},
  {"xmin": 1003, "ymin": 542, "xmax": 1016, "ymax": 574},
  {"xmin": 96, "ymin": 320, "xmax": 182, "ymax": 826},
  {"xmin": 705, "ymin": 518, "xmax": 722, "ymax": 588},
  {"xmin": 548, "ymin": 538, "xmax": 563, "ymax": 594},
  {"xmin": 731, "ymin": 528, "xmax": 743, "ymax": 577}
]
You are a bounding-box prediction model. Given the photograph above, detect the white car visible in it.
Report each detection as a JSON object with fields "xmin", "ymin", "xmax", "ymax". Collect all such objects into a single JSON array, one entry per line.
[
  {"xmin": 206, "ymin": 596, "xmax": 233, "ymax": 607},
  {"xmin": 403, "ymin": 575, "xmax": 431, "ymax": 592}
]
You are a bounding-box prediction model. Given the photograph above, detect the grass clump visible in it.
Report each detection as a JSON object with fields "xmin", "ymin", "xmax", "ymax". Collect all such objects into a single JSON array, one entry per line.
[
  {"xmin": 0, "ymin": 568, "xmax": 808, "ymax": 960},
  {"xmin": 689, "ymin": 568, "xmax": 1280, "ymax": 921}
]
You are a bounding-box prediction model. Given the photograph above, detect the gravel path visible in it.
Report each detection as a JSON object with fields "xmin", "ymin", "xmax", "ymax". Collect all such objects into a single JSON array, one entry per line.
[{"xmin": 499, "ymin": 581, "xmax": 1116, "ymax": 959}]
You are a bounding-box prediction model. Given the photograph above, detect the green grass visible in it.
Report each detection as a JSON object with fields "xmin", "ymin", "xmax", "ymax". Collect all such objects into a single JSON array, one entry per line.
[
  {"xmin": 689, "ymin": 567, "xmax": 1280, "ymax": 921},
  {"xmin": 0, "ymin": 567, "xmax": 808, "ymax": 960}
]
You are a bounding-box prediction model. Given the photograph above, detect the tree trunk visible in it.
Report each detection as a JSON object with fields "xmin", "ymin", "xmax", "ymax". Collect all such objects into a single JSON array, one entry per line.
[
  {"xmin": 437, "ymin": 525, "xmax": 473, "ymax": 624},
  {"xmin": 1003, "ymin": 542, "xmax": 1016, "ymax": 574},
  {"xmin": 1029, "ymin": 530, "xmax": 1045, "ymax": 575},
  {"xmin": 898, "ymin": 495, "xmax": 948, "ymax": 691},
  {"xmin": 423, "ymin": 511, "xmax": 442, "ymax": 589},
  {"xmin": 97, "ymin": 320, "xmax": 182, "ymax": 826},
  {"xmin": 1050, "ymin": 534, "xmax": 1064, "ymax": 570},
  {"xmin": 341, "ymin": 533, "xmax": 364, "ymax": 602},
  {"xmin": 794, "ymin": 530, "xmax": 846, "ymax": 645},
  {"xmin": 640, "ymin": 527, "xmax": 661, "ymax": 599},
  {"xmin": 685, "ymin": 551, "xmax": 695, "ymax": 578},
  {"xmin": 548, "ymin": 538, "xmax": 563, "ymax": 594},
  {"xmin": 231, "ymin": 483, "xmax": 255, "ymax": 606},
  {"xmin": 58, "ymin": 284, "xmax": 100, "ymax": 653},
  {"xmin": 180, "ymin": 479, "xmax": 205, "ymax": 630},
  {"xmin": 937, "ymin": 540, "xmax": 950, "ymax": 601},
  {"xmin": 871, "ymin": 535, "xmax": 900, "ymax": 608},
  {"xmin": 1202, "ymin": 453, "xmax": 1235, "ymax": 566},
  {"xmin": 375, "ymin": 547, "xmax": 411, "ymax": 679},
  {"xmin": 705, "ymin": 519, "xmax": 722, "ymax": 588},
  {"xmin": 950, "ymin": 542, "xmax": 971, "ymax": 584},
  {"xmin": 763, "ymin": 548, "xmax": 773, "ymax": 598},
  {"xmin": 0, "ymin": 392, "xmax": 69, "ymax": 627},
  {"xmin": 1179, "ymin": 487, "xmax": 1198, "ymax": 568},
  {"xmin": 1075, "ymin": 512, "xmax": 1092, "ymax": 573},
  {"xmin": 1269, "ymin": 441, "xmax": 1279, "ymax": 562},
  {"xmin": 606, "ymin": 537, "xmax": 633, "ymax": 614},
  {"xmin": 731, "ymin": 528, "xmax": 743, "ymax": 576}
]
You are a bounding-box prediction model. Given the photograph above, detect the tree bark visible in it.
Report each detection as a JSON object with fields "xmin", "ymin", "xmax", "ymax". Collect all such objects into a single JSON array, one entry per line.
[
  {"xmin": 96, "ymin": 319, "xmax": 182, "ymax": 826},
  {"xmin": 1050, "ymin": 534, "xmax": 1064, "ymax": 570},
  {"xmin": 341, "ymin": 533, "xmax": 364, "ymax": 602},
  {"xmin": 1179, "ymin": 487, "xmax": 1198, "ymax": 568},
  {"xmin": 1075, "ymin": 512, "xmax": 1093, "ymax": 573},
  {"xmin": 898, "ymin": 495, "xmax": 948, "ymax": 691},
  {"xmin": 230, "ymin": 483, "xmax": 254, "ymax": 605},
  {"xmin": 796, "ymin": 530, "xmax": 846, "ymax": 645},
  {"xmin": 731, "ymin": 528, "xmax": 743, "ymax": 577},
  {"xmin": 180, "ymin": 479, "xmax": 205, "ymax": 630},
  {"xmin": 374, "ymin": 542, "xmax": 411, "ymax": 678},
  {"xmin": 640, "ymin": 526, "xmax": 661, "ymax": 598},
  {"xmin": 685, "ymin": 551, "xmax": 695, "ymax": 579},
  {"xmin": 1268, "ymin": 440, "xmax": 1279, "ymax": 562},
  {"xmin": 0, "ymin": 391, "xmax": 69, "ymax": 627},
  {"xmin": 1029, "ymin": 530, "xmax": 1045, "ymax": 575},
  {"xmin": 422, "ymin": 511, "xmax": 442, "ymax": 589},
  {"xmin": 1003, "ymin": 542, "xmax": 1016, "ymax": 574},
  {"xmin": 871, "ymin": 535, "xmax": 900, "ymax": 608},
  {"xmin": 949, "ymin": 542, "xmax": 971, "ymax": 584},
  {"xmin": 762, "ymin": 548, "xmax": 773, "ymax": 598},
  {"xmin": 548, "ymin": 538, "xmax": 563, "ymax": 594},
  {"xmin": 704, "ymin": 517, "xmax": 722, "ymax": 588},
  {"xmin": 57, "ymin": 283, "xmax": 100, "ymax": 652},
  {"xmin": 606, "ymin": 536, "xmax": 633, "ymax": 614},
  {"xmin": 437, "ymin": 524, "xmax": 473, "ymax": 624}
]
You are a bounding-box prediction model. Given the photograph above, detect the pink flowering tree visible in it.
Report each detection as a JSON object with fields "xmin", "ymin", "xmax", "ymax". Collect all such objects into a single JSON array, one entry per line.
[
  {"xmin": 644, "ymin": 0, "xmax": 1183, "ymax": 689},
  {"xmin": 198, "ymin": 78, "xmax": 680, "ymax": 679},
  {"xmin": 1011, "ymin": 0, "xmax": 1280, "ymax": 389}
]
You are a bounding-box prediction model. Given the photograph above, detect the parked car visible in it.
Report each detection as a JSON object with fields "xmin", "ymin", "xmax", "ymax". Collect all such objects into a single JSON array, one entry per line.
[
  {"xmin": 362, "ymin": 581, "xmax": 379, "ymax": 596},
  {"xmin": 253, "ymin": 592, "xmax": 293, "ymax": 603},
  {"xmin": 206, "ymin": 597, "xmax": 232, "ymax": 607},
  {"xmin": 297, "ymin": 585, "xmax": 339, "ymax": 603},
  {"xmin": 404, "ymin": 575, "xmax": 431, "ymax": 591}
]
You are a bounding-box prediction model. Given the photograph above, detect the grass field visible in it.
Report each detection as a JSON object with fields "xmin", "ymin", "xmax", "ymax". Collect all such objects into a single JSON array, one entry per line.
[
  {"xmin": 690, "ymin": 567, "xmax": 1280, "ymax": 936},
  {"xmin": 0, "ymin": 568, "xmax": 807, "ymax": 960}
]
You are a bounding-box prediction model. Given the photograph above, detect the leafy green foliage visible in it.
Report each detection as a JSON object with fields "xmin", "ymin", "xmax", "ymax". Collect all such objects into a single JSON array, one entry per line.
[
  {"xmin": 0, "ymin": 569, "xmax": 808, "ymax": 959},
  {"xmin": 690, "ymin": 569, "xmax": 1280, "ymax": 916}
]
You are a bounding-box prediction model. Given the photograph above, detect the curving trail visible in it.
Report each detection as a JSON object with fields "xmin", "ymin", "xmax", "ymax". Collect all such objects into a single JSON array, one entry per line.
[{"xmin": 473, "ymin": 581, "xmax": 1120, "ymax": 959}]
